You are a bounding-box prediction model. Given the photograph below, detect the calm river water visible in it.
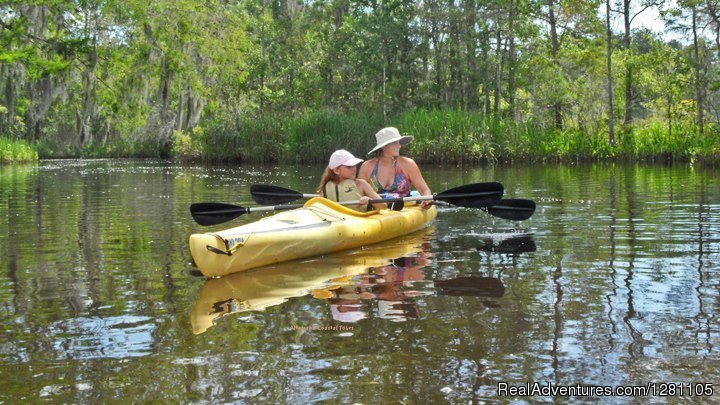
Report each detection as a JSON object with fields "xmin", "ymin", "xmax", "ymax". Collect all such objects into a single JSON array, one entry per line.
[{"xmin": 0, "ymin": 159, "xmax": 718, "ymax": 402}]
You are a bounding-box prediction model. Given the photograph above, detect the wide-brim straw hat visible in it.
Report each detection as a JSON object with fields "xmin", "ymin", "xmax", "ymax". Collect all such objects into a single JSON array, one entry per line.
[{"xmin": 368, "ymin": 127, "xmax": 414, "ymax": 155}]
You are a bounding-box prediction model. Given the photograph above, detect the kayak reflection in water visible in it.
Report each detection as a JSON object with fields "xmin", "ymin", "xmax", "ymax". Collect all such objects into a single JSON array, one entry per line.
[
  {"xmin": 324, "ymin": 245, "xmax": 433, "ymax": 323},
  {"xmin": 191, "ymin": 234, "xmax": 431, "ymax": 334},
  {"xmin": 191, "ymin": 236, "xmax": 509, "ymax": 333}
]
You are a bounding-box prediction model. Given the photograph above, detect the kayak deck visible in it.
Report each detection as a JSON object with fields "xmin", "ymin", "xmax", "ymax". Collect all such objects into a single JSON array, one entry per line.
[{"xmin": 189, "ymin": 197, "xmax": 437, "ymax": 277}]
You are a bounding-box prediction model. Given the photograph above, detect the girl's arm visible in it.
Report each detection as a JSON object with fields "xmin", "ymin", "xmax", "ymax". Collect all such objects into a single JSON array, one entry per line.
[{"xmin": 356, "ymin": 179, "xmax": 387, "ymax": 209}]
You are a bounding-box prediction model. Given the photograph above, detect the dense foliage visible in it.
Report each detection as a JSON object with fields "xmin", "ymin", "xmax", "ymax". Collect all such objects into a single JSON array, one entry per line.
[
  {"xmin": 0, "ymin": 136, "xmax": 37, "ymax": 163},
  {"xmin": 1, "ymin": 0, "xmax": 719, "ymax": 163}
]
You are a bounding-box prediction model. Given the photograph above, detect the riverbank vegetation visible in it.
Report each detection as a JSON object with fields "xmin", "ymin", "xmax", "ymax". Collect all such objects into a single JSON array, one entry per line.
[
  {"xmin": 0, "ymin": 137, "xmax": 38, "ymax": 164},
  {"xmin": 1, "ymin": 1, "xmax": 719, "ymax": 164},
  {"xmin": 170, "ymin": 110, "xmax": 720, "ymax": 164}
]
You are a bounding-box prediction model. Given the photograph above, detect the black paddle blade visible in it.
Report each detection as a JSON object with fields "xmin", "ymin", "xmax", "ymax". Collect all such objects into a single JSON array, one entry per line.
[
  {"xmin": 389, "ymin": 200, "xmax": 404, "ymax": 211},
  {"xmin": 436, "ymin": 182, "xmax": 504, "ymax": 208},
  {"xmin": 251, "ymin": 184, "xmax": 303, "ymax": 205},
  {"xmin": 190, "ymin": 202, "xmax": 248, "ymax": 226},
  {"xmin": 486, "ymin": 199, "xmax": 536, "ymax": 221}
]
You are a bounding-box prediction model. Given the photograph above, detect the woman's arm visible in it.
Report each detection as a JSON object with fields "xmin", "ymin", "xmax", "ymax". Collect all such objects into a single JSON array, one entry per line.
[
  {"xmin": 357, "ymin": 159, "xmax": 374, "ymax": 182},
  {"xmin": 356, "ymin": 179, "xmax": 387, "ymax": 209},
  {"xmin": 400, "ymin": 157, "xmax": 431, "ymax": 196},
  {"xmin": 399, "ymin": 157, "xmax": 432, "ymax": 209}
]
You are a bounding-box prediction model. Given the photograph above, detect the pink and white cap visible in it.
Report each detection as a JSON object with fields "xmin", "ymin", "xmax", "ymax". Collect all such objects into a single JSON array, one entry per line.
[{"xmin": 328, "ymin": 149, "xmax": 363, "ymax": 169}]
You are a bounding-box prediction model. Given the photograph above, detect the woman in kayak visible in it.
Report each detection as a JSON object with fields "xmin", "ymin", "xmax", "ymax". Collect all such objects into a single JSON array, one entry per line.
[
  {"xmin": 318, "ymin": 149, "xmax": 387, "ymax": 211},
  {"xmin": 358, "ymin": 127, "xmax": 433, "ymax": 209}
]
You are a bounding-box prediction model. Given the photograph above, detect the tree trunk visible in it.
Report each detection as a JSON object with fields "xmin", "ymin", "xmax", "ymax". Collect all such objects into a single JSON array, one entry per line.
[
  {"xmin": 79, "ymin": 33, "xmax": 98, "ymax": 148},
  {"xmin": 692, "ymin": 6, "xmax": 704, "ymax": 135},
  {"xmin": 507, "ymin": 0, "xmax": 516, "ymax": 119},
  {"xmin": 178, "ymin": 90, "xmax": 186, "ymax": 131},
  {"xmin": 186, "ymin": 90, "xmax": 204, "ymax": 130},
  {"xmin": 667, "ymin": 93, "xmax": 672, "ymax": 140},
  {"xmin": 493, "ymin": 28, "xmax": 502, "ymax": 116},
  {"xmin": 159, "ymin": 56, "xmax": 171, "ymax": 121},
  {"xmin": 260, "ymin": 0, "xmax": 268, "ymax": 116},
  {"xmin": 3, "ymin": 65, "xmax": 17, "ymax": 134},
  {"xmin": 481, "ymin": 32, "xmax": 491, "ymax": 116},
  {"xmin": 27, "ymin": 76, "xmax": 64, "ymax": 142},
  {"xmin": 463, "ymin": 0, "xmax": 478, "ymax": 109},
  {"xmin": 157, "ymin": 56, "xmax": 173, "ymax": 157},
  {"xmin": 623, "ymin": 0, "xmax": 633, "ymax": 126},
  {"xmin": 448, "ymin": 0, "xmax": 458, "ymax": 107},
  {"xmin": 716, "ymin": 18, "xmax": 720, "ymax": 61},
  {"xmin": 176, "ymin": 86, "xmax": 204, "ymax": 131},
  {"xmin": 383, "ymin": 66, "xmax": 387, "ymax": 122},
  {"xmin": 399, "ymin": 23, "xmax": 413, "ymax": 108},
  {"xmin": 22, "ymin": 5, "xmax": 61, "ymax": 142},
  {"xmin": 430, "ymin": 9, "xmax": 444, "ymax": 108},
  {"xmin": 606, "ymin": 0, "xmax": 615, "ymax": 144},
  {"xmin": 548, "ymin": 0, "xmax": 562, "ymax": 129}
]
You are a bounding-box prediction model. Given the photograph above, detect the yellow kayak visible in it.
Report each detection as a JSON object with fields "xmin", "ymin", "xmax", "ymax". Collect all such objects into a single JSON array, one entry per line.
[
  {"xmin": 189, "ymin": 197, "xmax": 437, "ymax": 277},
  {"xmin": 190, "ymin": 232, "xmax": 430, "ymax": 334}
]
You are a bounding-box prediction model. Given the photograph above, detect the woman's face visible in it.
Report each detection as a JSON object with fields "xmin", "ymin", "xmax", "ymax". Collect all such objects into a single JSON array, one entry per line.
[{"xmin": 382, "ymin": 141, "xmax": 401, "ymax": 157}]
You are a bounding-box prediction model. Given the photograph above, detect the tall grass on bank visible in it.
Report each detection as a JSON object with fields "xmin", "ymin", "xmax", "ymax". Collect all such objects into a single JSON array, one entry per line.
[
  {"xmin": 173, "ymin": 108, "xmax": 718, "ymax": 164},
  {"xmin": 174, "ymin": 110, "xmax": 385, "ymax": 163},
  {"xmin": 397, "ymin": 110, "xmax": 718, "ymax": 163},
  {"xmin": 0, "ymin": 137, "xmax": 39, "ymax": 163},
  {"xmin": 36, "ymin": 138, "xmax": 162, "ymax": 159},
  {"xmin": 618, "ymin": 120, "xmax": 720, "ymax": 160},
  {"xmin": 398, "ymin": 110, "xmax": 720, "ymax": 162},
  {"xmin": 20, "ymin": 109, "xmax": 720, "ymax": 164}
]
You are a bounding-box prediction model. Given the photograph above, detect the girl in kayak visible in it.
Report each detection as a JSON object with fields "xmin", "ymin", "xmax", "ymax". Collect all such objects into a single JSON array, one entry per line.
[
  {"xmin": 318, "ymin": 149, "xmax": 387, "ymax": 211},
  {"xmin": 358, "ymin": 127, "xmax": 433, "ymax": 209}
]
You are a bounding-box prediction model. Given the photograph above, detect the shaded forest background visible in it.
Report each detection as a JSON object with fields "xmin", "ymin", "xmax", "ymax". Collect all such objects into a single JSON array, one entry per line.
[{"xmin": 1, "ymin": 0, "xmax": 719, "ymax": 163}]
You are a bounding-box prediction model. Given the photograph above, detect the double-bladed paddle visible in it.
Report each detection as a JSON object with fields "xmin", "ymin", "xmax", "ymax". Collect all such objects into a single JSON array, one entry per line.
[
  {"xmin": 191, "ymin": 199, "xmax": 406, "ymax": 226},
  {"xmin": 251, "ymin": 182, "xmax": 504, "ymax": 207},
  {"xmin": 251, "ymin": 183, "xmax": 535, "ymax": 220},
  {"xmin": 191, "ymin": 182, "xmax": 505, "ymax": 226},
  {"xmin": 251, "ymin": 182, "xmax": 505, "ymax": 210}
]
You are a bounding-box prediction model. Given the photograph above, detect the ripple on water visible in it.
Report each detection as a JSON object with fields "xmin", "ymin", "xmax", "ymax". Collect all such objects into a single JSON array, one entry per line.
[{"xmin": 47, "ymin": 315, "xmax": 156, "ymax": 360}]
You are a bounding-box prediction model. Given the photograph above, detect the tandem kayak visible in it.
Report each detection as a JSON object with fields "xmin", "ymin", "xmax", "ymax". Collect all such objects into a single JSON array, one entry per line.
[{"xmin": 189, "ymin": 197, "xmax": 437, "ymax": 277}]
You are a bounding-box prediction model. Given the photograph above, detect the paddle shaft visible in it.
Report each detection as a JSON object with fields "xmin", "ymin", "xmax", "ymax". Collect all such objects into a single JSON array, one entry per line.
[
  {"xmin": 202, "ymin": 195, "xmax": 529, "ymax": 214},
  {"xmin": 251, "ymin": 182, "xmax": 503, "ymax": 207},
  {"xmin": 191, "ymin": 195, "xmax": 429, "ymax": 226},
  {"xmin": 251, "ymin": 190, "xmax": 503, "ymax": 212},
  {"xmin": 338, "ymin": 192, "xmax": 493, "ymax": 207},
  {"xmin": 193, "ymin": 182, "xmax": 515, "ymax": 226},
  {"xmin": 196, "ymin": 203, "xmax": 304, "ymax": 217}
]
